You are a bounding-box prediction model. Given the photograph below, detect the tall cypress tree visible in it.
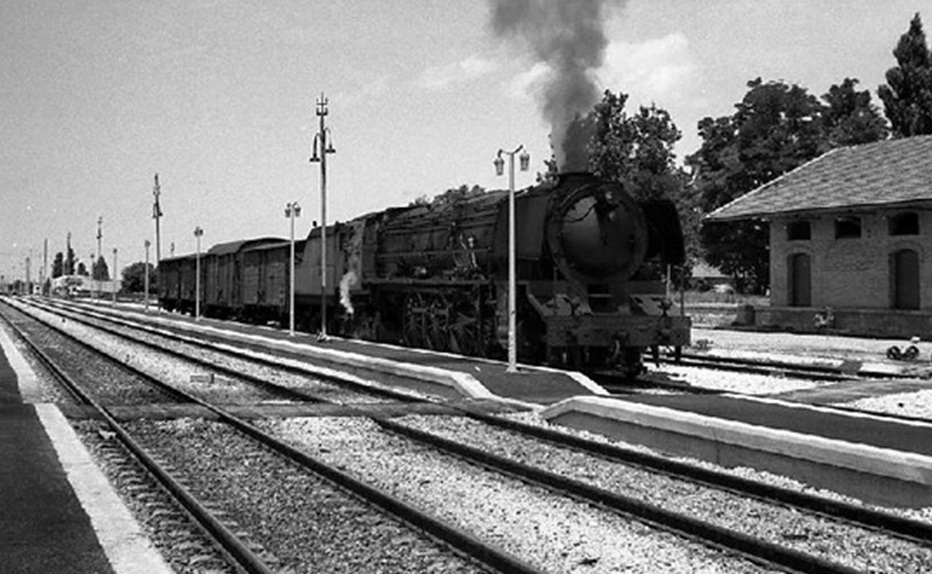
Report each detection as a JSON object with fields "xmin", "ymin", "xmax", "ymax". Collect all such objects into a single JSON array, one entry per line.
[{"xmin": 878, "ymin": 13, "xmax": 932, "ymax": 137}]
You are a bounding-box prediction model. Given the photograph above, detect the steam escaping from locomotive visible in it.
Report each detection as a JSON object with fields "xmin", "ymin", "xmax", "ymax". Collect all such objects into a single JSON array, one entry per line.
[
  {"xmin": 339, "ymin": 270, "xmax": 357, "ymax": 316},
  {"xmin": 490, "ymin": 0, "xmax": 621, "ymax": 171}
]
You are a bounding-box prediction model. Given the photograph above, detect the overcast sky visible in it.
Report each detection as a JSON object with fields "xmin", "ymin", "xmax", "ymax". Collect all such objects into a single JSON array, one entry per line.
[{"xmin": 0, "ymin": 0, "xmax": 923, "ymax": 280}]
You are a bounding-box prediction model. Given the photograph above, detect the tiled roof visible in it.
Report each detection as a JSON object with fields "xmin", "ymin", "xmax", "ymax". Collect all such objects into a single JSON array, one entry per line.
[{"xmin": 706, "ymin": 135, "xmax": 932, "ymax": 221}]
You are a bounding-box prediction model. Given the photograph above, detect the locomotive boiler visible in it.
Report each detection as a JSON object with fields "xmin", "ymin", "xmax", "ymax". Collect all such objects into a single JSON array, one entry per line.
[{"xmin": 158, "ymin": 172, "xmax": 690, "ymax": 376}]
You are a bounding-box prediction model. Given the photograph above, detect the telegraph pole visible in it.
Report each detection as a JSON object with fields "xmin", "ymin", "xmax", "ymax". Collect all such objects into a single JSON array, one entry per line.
[
  {"xmin": 96, "ymin": 218, "xmax": 102, "ymax": 301},
  {"xmin": 152, "ymin": 174, "xmax": 163, "ymax": 312},
  {"xmin": 309, "ymin": 93, "xmax": 335, "ymax": 339}
]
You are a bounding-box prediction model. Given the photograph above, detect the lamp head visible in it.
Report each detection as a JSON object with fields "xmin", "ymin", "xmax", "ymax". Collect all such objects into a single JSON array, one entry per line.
[
  {"xmin": 493, "ymin": 155, "xmax": 505, "ymax": 177},
  {"xmin": 519, "ymin": 150, "xmax": 530, "ymax": 172}
]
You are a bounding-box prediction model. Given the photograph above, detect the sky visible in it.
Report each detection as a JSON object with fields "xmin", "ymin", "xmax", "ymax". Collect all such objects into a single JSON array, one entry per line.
[{"xmin": 0, "ymin": 0, "xmax": 925, "ymax": 281}]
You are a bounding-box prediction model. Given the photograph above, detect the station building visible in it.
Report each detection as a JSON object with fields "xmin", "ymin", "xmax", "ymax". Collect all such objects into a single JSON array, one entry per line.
[{"xmin": 707, "ymin": 134, "xmax": 932, "ymax": 338}]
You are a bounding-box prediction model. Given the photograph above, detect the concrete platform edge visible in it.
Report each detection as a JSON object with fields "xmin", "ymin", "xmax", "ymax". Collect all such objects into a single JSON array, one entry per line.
[
  {"xmin": 35, "ymin": 404, "xmax": 173, "ymax": 574},
  {"xmin": 541, "ymin": 396, "xmax": 932, "ymax": 486}
]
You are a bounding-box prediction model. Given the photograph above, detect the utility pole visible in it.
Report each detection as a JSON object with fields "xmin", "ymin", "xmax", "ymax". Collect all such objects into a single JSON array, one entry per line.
[
  {"xmin": 96, "ymin": 217, "xmax": 103, "ymax": 301},
  {"xmin": 309, "ymin": 93, "xmax": 335, "ymax": 339},
  {"xmin": 41, "ymin": 239, "xmax": 47, "ymax": 291},
  {"xmin": 152, "ymin": 174, "xmax": 163, "ymax": 312},
  {"xmin": 144, "ymin": 240, "xmax": 151, "ymax": 313},
  {"xmin": 112, "ymin": 248, "xmax": 118, "ymax": 305}
]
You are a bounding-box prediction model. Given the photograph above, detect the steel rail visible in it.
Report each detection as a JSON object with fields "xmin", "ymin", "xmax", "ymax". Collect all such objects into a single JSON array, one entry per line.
[
  {"xmin": 6, "ymin": 298, "xmax": 545, "ymax": 574},
  {"xmin": 0, "ymin": 301, "xmax": 276, "ymax": 574},
  {"xmin": 36, "ymin": 298, "xmax": 418, "ymax": 403},
  {"xmin": 377, "ymin": 417, "xmax": 864, "ymax": 574},
  {"xmin": 457, "ymin": 407, "xmax": 932, "ymax": 545}
]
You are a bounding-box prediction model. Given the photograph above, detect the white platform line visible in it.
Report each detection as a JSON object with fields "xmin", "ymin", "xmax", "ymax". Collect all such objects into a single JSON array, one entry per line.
[{"xmin": 35, "ymin": 404, "xmax": 173, "ymax": 574}]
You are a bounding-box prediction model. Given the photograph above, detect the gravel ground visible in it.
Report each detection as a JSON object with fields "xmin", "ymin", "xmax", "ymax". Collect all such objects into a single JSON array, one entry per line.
[
  {"xmin": 643, "ymin": 364, "xmax": 825, "ymax": 395},
  {"xmin": 128, "ymin": 418, "xmax": 488, "ymax": 574},
  {"xmin": 392, "ymin": 414, "xmax": 932, "ymax": 573},
  {"xmin": 842, "ymin": 389, "xmax": 932, "ymax": 418},
  {"xmin": 499, "ymin": 410, "xmax": 932, "ymax": 528},
  {"xmin": 262, "ymin": 416, "xmax": 780, "ymax": 574}
]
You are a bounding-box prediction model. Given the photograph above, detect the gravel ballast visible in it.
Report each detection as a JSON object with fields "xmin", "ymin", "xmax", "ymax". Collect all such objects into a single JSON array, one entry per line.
[
  {"xmin": 391, "ymin": 414, "xmax": 932, "ymax": 573},
  {"xmin": 262, "ymin": 416, "xmax": 782, "ymax": 574}
]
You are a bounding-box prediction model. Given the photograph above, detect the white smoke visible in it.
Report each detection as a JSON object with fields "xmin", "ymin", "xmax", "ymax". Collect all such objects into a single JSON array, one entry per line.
[
  {"xmin": 339, "ymin": 270, "xmax": 358, "ymax": 315},
  {"xmin": 490, "ymin": 0, "xmax": 621, "ymax": 171}
]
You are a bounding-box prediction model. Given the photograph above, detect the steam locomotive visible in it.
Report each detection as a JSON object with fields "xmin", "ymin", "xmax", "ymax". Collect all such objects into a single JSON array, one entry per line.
[{"xmin": 158, "ymin": 172, "xmax": 690, "ymax": 376}]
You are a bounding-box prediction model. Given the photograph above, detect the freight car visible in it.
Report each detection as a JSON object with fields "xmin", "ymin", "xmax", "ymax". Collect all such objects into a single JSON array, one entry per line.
[{"xmin": 159, "ymin": 172, "xmax": 690, "ymax": 376}]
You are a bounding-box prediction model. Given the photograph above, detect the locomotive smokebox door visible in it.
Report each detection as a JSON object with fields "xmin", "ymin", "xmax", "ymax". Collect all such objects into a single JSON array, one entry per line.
[{"xmin": 546, "ymin": 174, "xmax": 648, "ymax": 287}]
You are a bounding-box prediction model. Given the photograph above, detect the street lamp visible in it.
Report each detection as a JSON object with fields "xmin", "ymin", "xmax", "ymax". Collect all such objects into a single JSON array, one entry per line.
[
  {"xmin": 285, "ymin": 201, "xmax": 302, "ymax": 336},
  {"xmin": 495, "ymin": 145, "xmax": 530, "ymax": 373},
  {"xmin": 309, "ymin": 92, "xmax": 336, "ymax": 339},
  {"xmin": 111, "ymin": 247, "xmax": 118, "ymax": 306},
  {"xmin": 194, "ymin": 226, "xmax": 203, "ymax": 320},
  {"xmin": 144, "ymin": 239, "xmax": 151, "ymax": 313}
]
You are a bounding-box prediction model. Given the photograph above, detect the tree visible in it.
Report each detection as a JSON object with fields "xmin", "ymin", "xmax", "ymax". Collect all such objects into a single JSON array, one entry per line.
[
  {"xmin": 64, "ymin": 246, "xmax": 76, "ymax": 276},
  {"xmin": 822, "ymin": 78, "xmax": 888, "ymax": 145},
  {"xmin": 689, "ymin": 79, "xmax": 830, "ymax": 294},
  {"xmin": 76, "ymin": 262, "xmax": 88, "ymax": 276},
  {"xmin": 878, "ymin": 13, "xmax": 932, "ymax": 137},
  {"xmin": 51, "ymin": 252, "xmax": 64, "ymax": 278},
  {"xmin": 587, "ymin": 90, "xmax": 700, "ymax": 265},
  {"xmin": 121, "ymin": 262, "xmax": 156, "ymax": 293},
  {"xmin": 689, "ymin": 77, "xmax": 886, "ymax": 294},
  {"xmin": 92, "ymin": 256, "xmax": 110, "ymax": 281},
  {"xmin": 410, "ymin": 184, "xmax": 487, "ymax": 207}
]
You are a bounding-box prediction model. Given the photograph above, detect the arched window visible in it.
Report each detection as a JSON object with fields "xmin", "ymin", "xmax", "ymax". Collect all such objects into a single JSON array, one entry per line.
[
  {"xmin": 786, "ymin": 221, "xmax": 811, "ymax": 241},
  {"xmin": 834, "ymin": 216, "xmax": 861, "ymax": 239},
  {"xmin": 889, "ymin": 212, "xmax": 920, "ymax": 236}
]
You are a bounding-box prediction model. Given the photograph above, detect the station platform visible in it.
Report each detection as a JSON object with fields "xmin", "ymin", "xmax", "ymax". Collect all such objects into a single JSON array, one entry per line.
[
  {"xmin": 0, "ymin": 323, "xmax": 170, "ymax": 574},
  {"xmin": 81, "ymin": 303, "xmax": 604, "ymax": 405},
  {"xmin": 544, "ymin": 392, "xmax": 932, "ymax": 507}
]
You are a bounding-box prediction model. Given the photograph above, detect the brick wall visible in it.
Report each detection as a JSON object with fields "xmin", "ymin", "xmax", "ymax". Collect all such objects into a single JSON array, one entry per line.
[{"xmin": 769, "ymin": 210, "xmax": 931, "ymax": 310}]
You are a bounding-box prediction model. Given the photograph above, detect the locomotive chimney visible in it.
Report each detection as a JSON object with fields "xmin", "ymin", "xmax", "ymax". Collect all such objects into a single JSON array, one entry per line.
[{"xmin": 556, "ymin": 171, "xmax": 597, "ymax": 188}]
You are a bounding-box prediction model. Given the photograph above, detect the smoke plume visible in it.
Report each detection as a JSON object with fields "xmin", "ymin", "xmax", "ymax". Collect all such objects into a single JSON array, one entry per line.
[{"xmin": 491, "ymin": 0, "xmax": 617, "ymax": 172}]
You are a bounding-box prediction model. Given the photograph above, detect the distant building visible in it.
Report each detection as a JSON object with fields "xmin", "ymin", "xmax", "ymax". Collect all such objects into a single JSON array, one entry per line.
[
  {"xmin": 50, "ymin": 275, "xmax": 121, "ymax": 297},
  {"xmin": 707, "ymin": 135, "xmax": 932, "ymax": 337}
]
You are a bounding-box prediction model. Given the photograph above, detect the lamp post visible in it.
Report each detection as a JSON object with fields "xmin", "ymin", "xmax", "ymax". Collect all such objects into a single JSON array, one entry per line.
[
  {"xmin": 111, "ymin": 247, "xmax": 118, "ymax": 306},
  {"xmin": 494, "ymin": 145, "xmax": 530, "ymax": 373},
  {"xmin": 194, "ymin": 226, "xmax": 203, "ymax": 320},
  {"xmin": 309, "ymin": 93, "xmax": 335, "ymax": 339},
  {"xmin": 144, "ymin": 239, "xmax": 151, "ymax": 313},
  {"xmin": 285, "ymin": 201, "xmax": 302, "ymax": 336}
]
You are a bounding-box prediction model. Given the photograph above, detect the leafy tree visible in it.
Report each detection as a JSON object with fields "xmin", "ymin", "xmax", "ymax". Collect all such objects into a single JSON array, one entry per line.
[
  {"xmin": 92, "ymin": 256, "xmax": 110, "ymax": 281},
  {"xmin": 587, "ymin": 91, "xmax": 700, "ymax": 265},
  {"xmin": 689, "ymin": 77, "xmax": 886, "ymax": 294},
  {"xmin": 121, "ymin": 262, "xmax": 156, "ymax": 293},
  {"xmin": 822, "ymin": 78, "xmax": 888, "ymax": 145},
  {"xmin": 76, "ymin": 262, "xmax": 88, "ymax": 276},
  {"xmin": 878, "ymin": 13, "xmax": 932, "ymax": 137},
  {"xmin": 689, "ymin": 79, "xmax": 830, "ymax": 294},
  {"xmin": 64, "ymin": 246, "xmax": 76, "ymax": 276},
  {"xmin": 51, "ymin": 252, "xmax": 64, "ymax": 278},
  {"xmin": 410, "ymin": 184, "xmax": 487, "ymax": 207}
]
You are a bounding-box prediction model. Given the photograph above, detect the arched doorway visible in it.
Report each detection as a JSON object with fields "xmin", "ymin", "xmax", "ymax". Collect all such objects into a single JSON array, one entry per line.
[
  {"xmin": 789, "ymin": 253, "xmax": 811, "ymax": 307},
  {"xmin": 892, "ymin": 249, "xmax": 920, "ymax": 310}
]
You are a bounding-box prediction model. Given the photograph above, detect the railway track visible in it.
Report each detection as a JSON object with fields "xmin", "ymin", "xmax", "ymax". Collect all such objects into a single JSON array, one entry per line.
[
  {"xmin": 1, "ymin": 300, "xmax": 539, "ymax": 574},
  {"xmin": 7, "ymin": 296, "xmax": 932, "ymax": 573},
  {"xmin": 662, "ymin": 351, "xmax": 914, "ymax": 381}
]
